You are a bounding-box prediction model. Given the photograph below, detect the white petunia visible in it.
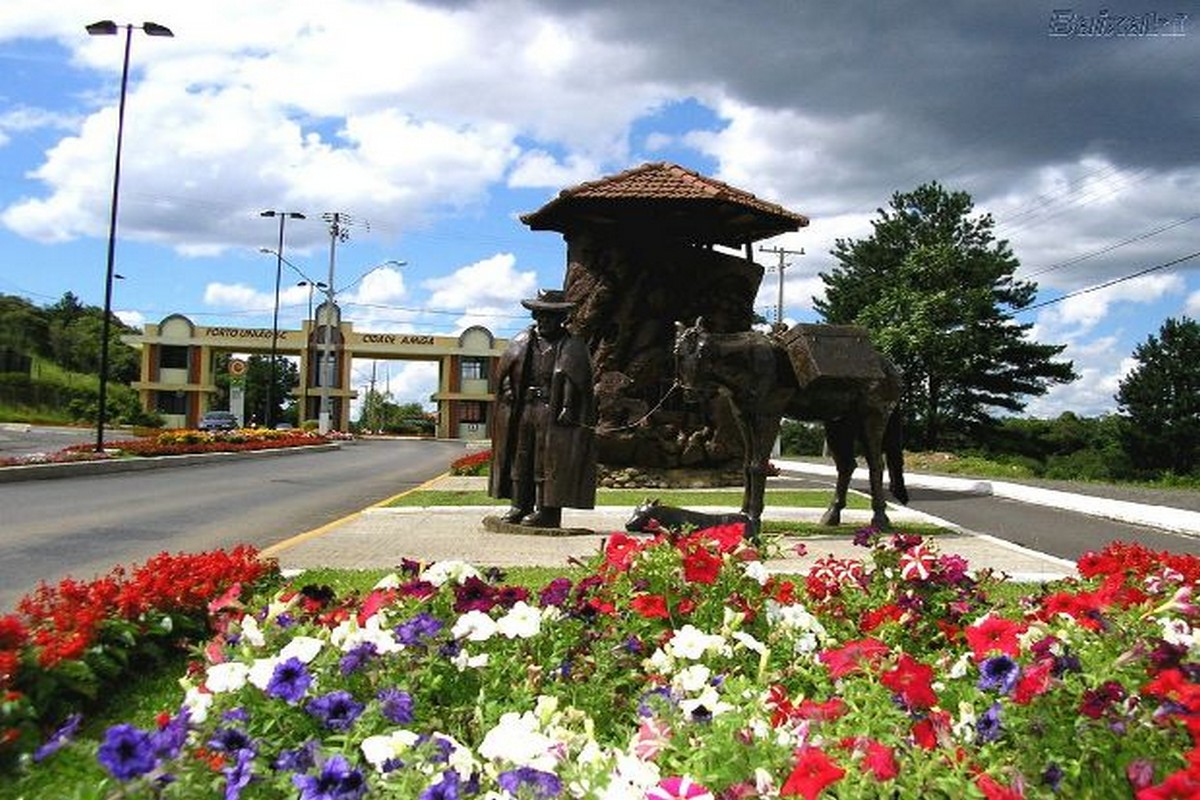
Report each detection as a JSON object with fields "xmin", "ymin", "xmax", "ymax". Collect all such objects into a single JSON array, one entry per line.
[
  {"xmin": 479, "ymin": 711, "xmax": 561, "ymax": 771},
  {"xmin": 205, "ymin": 661, "xmax": 250, "ymax": 693},
  {"xmin": 331, "ymin": 615, "xmax": 403, "ymax": 654},
  {"xmin": 182, "ymin": 684, "xmax": 213, "ymax": 723},
  {"xmin": 239, "ymin": 615, "xmax": 265, "ymax": 647},
  {"xmin": 361, "ymin": 729, "xmax": 420, "ymax": 771},
  {"xmin": 741, "ymin": 560, "xmax": 770, "ymax": 585},
  {"xmin": 674, "ymin": 664, "xmax": 712, "ymax": 694},
  {"xmin": 452, "ymin": 610, "xmax": 498, "ymax": 642},
  {"xmin": 421, "ymin": 560, "xmax": 482, "ymax": 587},
  {"xmin": 372, "ymin": 573, "xmax": 401, "ymax": 590},
  {"xmin": 667, "ymin": 625, "xmax": 727, "ymax": 661},
  {"xmin": 451, "ymin": 647, "xmax": 489, "ymax": 671},
  {"xmin": 730, "ymin": 631, "xmax": 767, "ymax": 656},
  {"xmin": 279, "ymin": 635, "xmax": 324, "ymax": 663},
  {"xmin": 248, "ymin": 657, "xmax": 280, "ymax": 691},
  {"xmin": 496, "ymin": 602, "xmax": 542, "ymax": 639},
  {"xmin": 679, "ymin": 685, "xmax": 733, "ymax": 719},
  {"xmin": 599, "ymin": 752, "xmax": 661, "ymax": 799}
]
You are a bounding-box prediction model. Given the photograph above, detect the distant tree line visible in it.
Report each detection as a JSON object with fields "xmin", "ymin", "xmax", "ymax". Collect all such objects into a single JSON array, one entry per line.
[{"xmin": 0, "ymin": 292, "xmax": 154, "ymax": 426}]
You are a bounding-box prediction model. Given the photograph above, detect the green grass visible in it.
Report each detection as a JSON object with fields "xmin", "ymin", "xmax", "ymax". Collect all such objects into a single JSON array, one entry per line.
[{"xmin": 387, "ymin": 487, "xmax": 871, "ymax": 510}]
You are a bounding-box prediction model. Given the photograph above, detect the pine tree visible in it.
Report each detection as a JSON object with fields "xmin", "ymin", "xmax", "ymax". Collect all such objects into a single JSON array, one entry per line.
[
  {"xmin": 1116, "ymin": 316, "xmax": 1200, "ymax": 476},
  {"xmin": 816, "ymin": 182, "xmax": 1076, "ymax": 449}
]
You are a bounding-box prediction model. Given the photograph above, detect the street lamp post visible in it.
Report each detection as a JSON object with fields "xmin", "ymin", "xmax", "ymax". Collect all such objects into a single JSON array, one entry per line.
[
  {"xmin": 260, "ymin": 210, "xmax": 305, "ymax": 428},
  {"xmin": 86, "ymin": 19, "xmax": 173, "ymax": 452}
]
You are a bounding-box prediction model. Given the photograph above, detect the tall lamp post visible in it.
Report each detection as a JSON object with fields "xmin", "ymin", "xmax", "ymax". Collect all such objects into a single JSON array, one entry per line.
[
  {"xmin": 86, "ymin": 19, "xmax": 173, "ymax": 452},
  {"xmin": 260, "ymin": 210, "xmax": 305, "ymax": 428}
]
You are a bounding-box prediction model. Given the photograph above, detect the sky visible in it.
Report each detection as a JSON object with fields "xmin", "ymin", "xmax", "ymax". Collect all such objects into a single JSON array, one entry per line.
[{"xmin": 1, "ymin": 1, "xmax": 1197, "ymax": 419}]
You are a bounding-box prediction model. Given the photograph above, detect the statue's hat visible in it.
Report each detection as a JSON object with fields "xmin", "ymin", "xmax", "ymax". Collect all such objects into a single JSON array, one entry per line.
[{"xmin": 521, "ymin": 289, "xmax": 575, "ymax": 312}]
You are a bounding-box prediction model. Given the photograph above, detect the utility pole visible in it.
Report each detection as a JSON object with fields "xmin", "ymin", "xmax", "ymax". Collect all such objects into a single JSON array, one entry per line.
[
  {"xmin": 759, "ymin": 245, "xmax": 805, "ymax": 325},
  {"xmin": 318, "ymin": 212, "xmax": 351, "ymax": 432}
]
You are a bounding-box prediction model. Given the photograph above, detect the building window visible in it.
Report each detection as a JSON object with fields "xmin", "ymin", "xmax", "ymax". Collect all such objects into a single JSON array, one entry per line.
[
  {"xmin": 459, "ymin": 401, "xmax": 485, "ymax": 423},
  {"xmin": 160, "ymin": 345, "xmax": 189, "ymax": 370},
  {"xmin": 461, "ymin": 357, "xmax": 486, "ymax": 382},
  {"xmin": 155, "ymin": 391, "xmax": 187, "ymax": 414}
]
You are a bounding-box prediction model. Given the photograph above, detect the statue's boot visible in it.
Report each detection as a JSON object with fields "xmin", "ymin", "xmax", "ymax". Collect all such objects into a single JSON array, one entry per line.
[
  {"xmin": 501, "ymin": 482, "xmax": 533, "ymax": 523},
  {"xmin": 521, "ymin": 507, "xmax": 562, "ymax": 528}
]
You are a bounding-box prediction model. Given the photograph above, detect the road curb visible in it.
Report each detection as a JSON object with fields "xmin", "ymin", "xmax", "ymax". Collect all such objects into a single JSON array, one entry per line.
[
  {"xmin": 0, "ymin": 443, "xmax": 341, "ymax": 484},
  {"xmin": 771, "ymin": 458, "xmax": 1200, "ymax": 537}
]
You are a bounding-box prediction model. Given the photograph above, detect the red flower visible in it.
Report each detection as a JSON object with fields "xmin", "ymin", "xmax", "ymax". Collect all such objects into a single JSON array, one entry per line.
[
  {"xmin": 604, "ymin": 534, "xmax": 644, "ymax": 572},
  {"xmin": 781, "ymin": 746, "xmax": 845, "ymax": 799},
  {"xmin": 682, "ymin": 547, "xmax": 722, "ymax": 585},
  {"xmin": 964, "ymin": 614, "xmax": 1026, "ymax": 661},
  {"xmin": 1136, "ymin": 768, "xmax": 1200, "ymax": 799},
  {"xmin": 819, "ymin": 638, "xmax": 890, "ymax": 679},
  {"xmin": 1012, "ymin": 660, "xmax": 1053, "ymax": 705},
  {"xmin": 861, "ymin": 740, "xmax": 899, "ymax": 781},
  {"xmin": 692, "ymin": 522, "xmax": 745, "ymax": 553},
  {"xmin": 860, "ymin": 604, "xmax": 904, "ymax": 633},
  {"xmin": 976, "ymin": 773, "xmax": 1025, "ymax": 799},
  {"xmin": 881, "ymin": 654, "xmax": 938, "ymax": 710},
  {"xmin": 631, "ymin": 594, "xmax": 671, "ymax": 620}
]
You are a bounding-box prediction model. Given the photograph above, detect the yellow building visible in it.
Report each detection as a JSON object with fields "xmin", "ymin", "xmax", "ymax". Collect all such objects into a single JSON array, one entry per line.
[{"xmin": 122, "ymin": 303, "xmax": 505, "ymax": 439}]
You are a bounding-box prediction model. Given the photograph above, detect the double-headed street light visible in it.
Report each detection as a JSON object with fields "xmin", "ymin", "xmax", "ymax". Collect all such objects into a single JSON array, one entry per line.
[
  {"xmin": 86, "ymin": 19, "xmax": 173, "ymax": 452},
  {"xmin": 260, "ymin": 210, "xmax": 305, "ymax": 428}
]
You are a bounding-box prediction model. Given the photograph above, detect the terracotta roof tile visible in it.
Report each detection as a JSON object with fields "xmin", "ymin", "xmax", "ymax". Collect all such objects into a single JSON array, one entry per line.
[
  {"xmin": 521, "ymin": 162, "xmax": 808, "ymax": 243},
  {"xmin": 558, "ymin": 162, "xmax": 805, "ymax": 221}
]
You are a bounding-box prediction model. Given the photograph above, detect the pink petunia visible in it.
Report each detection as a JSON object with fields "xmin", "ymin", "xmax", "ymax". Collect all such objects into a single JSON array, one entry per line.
[{"xmin": 647, "ymin": 775, "xmax": 714, "ymax": 800}]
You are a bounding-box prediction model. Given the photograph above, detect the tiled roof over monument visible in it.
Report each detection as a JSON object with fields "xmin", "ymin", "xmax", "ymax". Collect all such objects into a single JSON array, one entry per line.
[{"xmin": 521, "ymin": 162, "xmax": 808, "ymax": 246}]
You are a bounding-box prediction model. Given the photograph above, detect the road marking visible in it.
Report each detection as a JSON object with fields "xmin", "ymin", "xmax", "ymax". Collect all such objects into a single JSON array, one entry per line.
[{"xmin": 258, "ymin": 472, "xmax": 451, "ymax": 559}]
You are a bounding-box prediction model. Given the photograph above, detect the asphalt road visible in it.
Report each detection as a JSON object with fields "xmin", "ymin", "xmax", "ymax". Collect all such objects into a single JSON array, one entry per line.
[
  {"xmin": 0, "ymin": 437, "xmax": 471, "ymax": 611},
  {"xmin": 774, "ymin": 472, "xmax": 1200, "ymax": 563}
]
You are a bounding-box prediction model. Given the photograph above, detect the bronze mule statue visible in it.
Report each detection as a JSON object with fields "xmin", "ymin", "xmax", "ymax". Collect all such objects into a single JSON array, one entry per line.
[
  {"xmin": 674, "ymin": 318, "xmax": 908, "ymax": 533},
  {"xmin": 624, "ymin": 498, "xmax": 753, "ymax": 540}
]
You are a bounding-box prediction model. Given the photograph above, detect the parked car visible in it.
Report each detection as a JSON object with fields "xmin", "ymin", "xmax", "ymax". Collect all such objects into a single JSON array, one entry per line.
[{"xmin": 198, "ymin": 411, "xmax": 239, "ymax": 431}]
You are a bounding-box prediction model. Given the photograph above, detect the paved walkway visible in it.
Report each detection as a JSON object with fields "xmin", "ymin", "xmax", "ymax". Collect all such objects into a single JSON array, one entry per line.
[{"xmin": 267, "ymin": 475, "xmax": 1080, "ymax": 582}]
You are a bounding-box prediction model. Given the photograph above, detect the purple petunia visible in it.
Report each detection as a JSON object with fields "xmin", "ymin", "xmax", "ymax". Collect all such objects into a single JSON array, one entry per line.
[
  {"xmin": 538, "ymin": 577, "xmax": 572, "ymax": 608},
  {"xmin": 272, "ymin": 740, "xmax": 318, "ymax": 773},
  {"xmin": 395, "ymin": 612, "xmax": 444, "ymax": 646},
  {"xmin": 978, "ymin": 654, "xmax": 1021, "ymax": 695},
  {"xmin": 976, "ymin": 702, "xmax": 1004, "ymax": 743},
  {"xmin": 378, "ymin": 687, "xmax": 415, "ymax": 724},
  {"xmin": 306, "ymin": 690, "xmax": 366, "ymax": 731},
  {"xmin": 152, "ymin": 708, "xmax": 192, "ymax": 760},
  {"xmin": 339, "ymin": 642, "xmax": 378, "ymax": 675},
  {"xmin": 419, "ymin": 769, "xmax": 462, "ymax": 800},
  {"xmin": 32, "ymin": 712, "xmax": 83, "ymax": 763},
  {"xmin": 292, "ymin": 754, "xmax": 367, "ymax": 800},
  {"xmin": 97, "ymin": 723, "xmax": 158, "ymax": 781},
  {"xmin": 498, "ymin": 766, "xmax": 563, "ymax": 798},
  {"xmin": 208, "ymin": 725, "xmax": 255, "ymax": 755},
  {"xmin": 222, "ymin": 748, "xmax": 256, "ymax": 800},
  {"xmin": 267, "ymin": 656, "xmax": 314, "ymax": 704}
]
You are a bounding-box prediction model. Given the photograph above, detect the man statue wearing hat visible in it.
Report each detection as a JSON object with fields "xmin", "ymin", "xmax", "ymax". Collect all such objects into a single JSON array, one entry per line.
[{"xmin": 488, "ymin": 289, "xmax": 596, "ymax": 528}]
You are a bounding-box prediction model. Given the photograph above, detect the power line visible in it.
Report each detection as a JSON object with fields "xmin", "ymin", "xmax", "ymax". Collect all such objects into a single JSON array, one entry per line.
[
  {"xmin": 1019, "ymin": 249, "xmax": 1200, "ymax": 314},
  {"xmin": 1024, "ymin": 212, "xmax": 1200, "ymax": 278}
]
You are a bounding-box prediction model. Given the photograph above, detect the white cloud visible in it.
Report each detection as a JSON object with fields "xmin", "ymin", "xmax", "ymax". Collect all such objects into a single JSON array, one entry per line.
[
  {"xmin": 1187, "ymin": 290, "xmax": 1200, "ymax": 317},
  {"xmin": 424, "ymin": 253, "xmax": 537, "ymax": 332},
  {"xmin": 204, "ymin": 282, "xmax": 268, "ymax": 310}
]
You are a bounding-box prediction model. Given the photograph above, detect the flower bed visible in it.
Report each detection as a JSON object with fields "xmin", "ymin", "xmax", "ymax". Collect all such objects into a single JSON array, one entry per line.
[
  {"xmin": 0, "ymin": 428, "xmax": 332, "ymax": 468},
  {"xmin": 10, "ymin": 530, "xmax": 1200, "ymax": 798},
  {"xmin": 450, "ymin": 449, "xmax": 491, "ymax": 476},
  {"xmin": 0, "ymin": 548, "xmax": 278, "ymax": 768}
]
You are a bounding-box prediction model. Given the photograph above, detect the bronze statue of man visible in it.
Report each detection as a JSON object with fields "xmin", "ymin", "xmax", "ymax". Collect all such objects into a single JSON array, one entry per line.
[{"xmin": 488, "ymin": 289, "xmax": 596, "ymax": 527}]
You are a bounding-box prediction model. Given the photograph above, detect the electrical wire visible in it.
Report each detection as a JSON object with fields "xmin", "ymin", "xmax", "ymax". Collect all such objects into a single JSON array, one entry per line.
[{"xmin": 1019, "ymin": 250, "xmax": 1200, "ymax": 313}]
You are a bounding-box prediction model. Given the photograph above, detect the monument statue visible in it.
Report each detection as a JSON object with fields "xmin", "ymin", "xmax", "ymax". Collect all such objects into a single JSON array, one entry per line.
[{"xmin": 488, "ymin": 289, "xmax": 596, "ymax": 528}]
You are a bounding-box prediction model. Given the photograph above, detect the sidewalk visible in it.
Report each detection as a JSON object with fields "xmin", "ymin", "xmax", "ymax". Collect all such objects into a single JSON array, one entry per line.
[
  {"xmin": 267, "ymin": 475, "xmax": 1080, "ymax": 582},
  {"xmin": 771, "ymin": 458, "xmax": 1200, "ymax": 537}
]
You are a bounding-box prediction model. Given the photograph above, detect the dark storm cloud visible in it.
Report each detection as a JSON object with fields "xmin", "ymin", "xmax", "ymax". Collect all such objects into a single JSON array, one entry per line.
[{"xmin": 538, "ymin": 1, "xmax": 1198, "ymax": 172}]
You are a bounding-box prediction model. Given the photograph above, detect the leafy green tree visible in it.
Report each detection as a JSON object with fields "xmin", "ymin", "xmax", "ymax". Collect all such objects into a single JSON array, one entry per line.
[
  {"xmin": 816, "ymin": 182, "xmax": 1076, "ymax": 450},
  {"xmin": 241, "ymin": 355, "xmax": 299, "ymax": 426},
  {"xmin": 0, "ymin": 295, "xmax": 48, "ymax": 356},
  {"xmin": 1116, "ymin": 316, "xmax": 1200, "ymax": 476}
]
